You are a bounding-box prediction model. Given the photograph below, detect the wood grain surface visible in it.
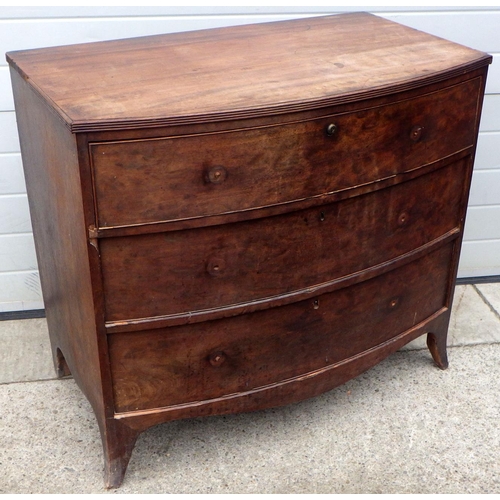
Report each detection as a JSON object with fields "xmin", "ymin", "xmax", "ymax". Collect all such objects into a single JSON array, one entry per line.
[
  {"xmin": 100, "ymin": 158, "xmax": 468, "ymax": 322},
  {"xmin": 91, "ymin": 78, "xmax": 479, "ymax": 228},
  {"xmin": 7, "ymin": 12, "xmax": 490, "ymax": 487},
  {"xmin": 109, "ymin": 243, "xmax": 453, "ymax": 413},
  {"xmin": 6, "ymin": 13, "xmax": 491, "ymax": 131}
]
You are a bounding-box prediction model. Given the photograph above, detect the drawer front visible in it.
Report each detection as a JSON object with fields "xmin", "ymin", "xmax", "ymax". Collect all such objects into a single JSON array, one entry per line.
[
  {"xmin": 100, "ymin": 159, "xmax": 467, "ymax": 322},
  {"xmin": 109, "ymin": 243, "xmax": 453, "ymax": 412},
  {"xmin": 91, "ymin": 78, "xmax": 480, "ymax": 228}
]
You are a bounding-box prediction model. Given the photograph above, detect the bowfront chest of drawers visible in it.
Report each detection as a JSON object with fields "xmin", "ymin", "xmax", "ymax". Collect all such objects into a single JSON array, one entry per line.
[{"xmin": 7, "ymin": 13, "xmax": 491, "ymax": 487}]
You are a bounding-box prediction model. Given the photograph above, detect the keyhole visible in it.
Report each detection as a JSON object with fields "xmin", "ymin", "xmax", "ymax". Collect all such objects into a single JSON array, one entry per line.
[
  {"xmin": 410, "ymin": 125, "xmax": 423, "ymax": 142},
  {"xmin": 207, "ymin": 257, "xmax": 225, "ymax": 276},
  {"xmin": 398, "ymin": 211, "xmax": 409, "ymax": 227},
  {"xmin": 209, "ymin": 351, "xmax": 226, "ymax": 367},
  {"xmin": 320, "ymin": 211, "xmax": 326, "ymax": 222},
  {"xmin": 326, "ymin": 123, "xmax": 337, "ymax": 136},
  {"xmin": 313, "ymin": 299, "xmax": 320, "ymax": 310}
]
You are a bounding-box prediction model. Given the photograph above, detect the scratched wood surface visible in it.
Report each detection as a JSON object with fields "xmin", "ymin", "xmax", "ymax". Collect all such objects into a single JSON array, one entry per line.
[
  {"xmin": 108, "ymin": 243, "xmax": 453, "ymax": 413},
  {"xmin": 6, "ymin": 13, "xmax": 490, "ymax": 132}
]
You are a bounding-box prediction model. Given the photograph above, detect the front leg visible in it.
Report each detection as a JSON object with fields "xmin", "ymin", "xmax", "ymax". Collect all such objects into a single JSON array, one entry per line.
[
  {"xmin": 100, "ymin": 418, "xmax": 140, "ymax": 488},
  {"xmin": 426, "ymin": 329, "xmax": 449, "ymax": 370}
]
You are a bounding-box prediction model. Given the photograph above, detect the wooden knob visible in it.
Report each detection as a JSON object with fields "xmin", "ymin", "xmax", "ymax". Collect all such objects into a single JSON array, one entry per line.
[
  {"xmin": 209, "ymin": 351, "xmax": 226, "ymax": 367},
  {"xmin": 206, "ymin": 165, "xmax": 227, "ymax": 184}
]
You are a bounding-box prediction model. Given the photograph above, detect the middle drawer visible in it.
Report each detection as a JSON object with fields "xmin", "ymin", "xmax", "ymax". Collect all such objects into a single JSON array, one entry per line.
[{"xmin": 99, "ymin": 159, "xmax": 467, "ymax": 323}]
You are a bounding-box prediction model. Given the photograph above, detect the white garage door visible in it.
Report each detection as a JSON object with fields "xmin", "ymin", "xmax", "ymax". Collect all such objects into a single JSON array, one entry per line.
[{"xmin": 0, "ymin": 6, "xmax": 499, "ymax": 313}]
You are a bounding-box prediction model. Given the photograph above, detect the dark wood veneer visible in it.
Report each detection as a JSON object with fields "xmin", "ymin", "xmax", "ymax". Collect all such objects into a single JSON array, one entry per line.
[
  {"xmin": 100, "ymin": 159, "xmax": 467, "ymax": 322},
  {"xmin": 7, "ymin": 12, "xmax": 490, "ymax": 488},
  {"xmin": 109, "ymin": 243, "xmax": 453, "ymax": 413},
  {"xmin": 91, "ymin": 79, "xmax": 479, "ymax": 228}
]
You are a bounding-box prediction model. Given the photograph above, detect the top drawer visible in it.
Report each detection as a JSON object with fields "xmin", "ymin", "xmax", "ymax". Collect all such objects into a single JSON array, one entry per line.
[{"xmin": 90, "ymin": 78, "xmax": 480, "ymax": 228}]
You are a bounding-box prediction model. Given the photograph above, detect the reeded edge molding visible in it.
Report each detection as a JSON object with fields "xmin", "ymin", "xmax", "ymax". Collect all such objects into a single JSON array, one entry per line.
[
  {"xmin": 9, "ymin": 57, "xmax": 490, "ymax": 134},
  {"xmin": 68, "ymin": 58, "xmax": 491, "ymax": 133}
]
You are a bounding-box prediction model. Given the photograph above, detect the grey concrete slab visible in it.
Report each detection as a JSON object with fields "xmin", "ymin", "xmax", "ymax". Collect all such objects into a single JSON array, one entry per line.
[
  {"xmin": 403, "ymin": 284, "xmax": 500, "ymax": 350},
  {"xmin": 475, "ymin": 283, "xmax": 500, "ymax": 316},
  {"xmin": 1, "ymin": 343, "xmax": 499, "ymax": 494},
  {"xmin": 0, "ymin": 318, "xmax": 54, "ymax": 384},
  {"xmin": 447, "ymin": 284, "xmax": 500, "ymax": 344}
]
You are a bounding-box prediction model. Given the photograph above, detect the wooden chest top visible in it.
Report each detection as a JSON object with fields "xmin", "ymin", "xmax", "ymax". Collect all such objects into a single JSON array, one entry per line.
[{"xmin": 6, "ymin": 12, "xmax": 490, "ymax": 132}]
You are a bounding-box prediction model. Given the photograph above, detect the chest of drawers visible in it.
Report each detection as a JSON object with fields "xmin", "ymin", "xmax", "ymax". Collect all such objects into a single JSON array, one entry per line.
[{"xmin": 7, "ymin": 13, "xmax": 491, "ymax": 487}]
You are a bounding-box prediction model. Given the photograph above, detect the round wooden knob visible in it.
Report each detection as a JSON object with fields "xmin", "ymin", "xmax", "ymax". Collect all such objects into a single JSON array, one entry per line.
[
  {"xmin": 209, "ymin": 351, "xmax": 226, "ymax": 367},
  {"xmin": 410, "ymin": 125, "xmax": 424, "ymax": 142},
  {"xmin": 206, "ymin": 165, "xmax": 227, "ymax": 184}
]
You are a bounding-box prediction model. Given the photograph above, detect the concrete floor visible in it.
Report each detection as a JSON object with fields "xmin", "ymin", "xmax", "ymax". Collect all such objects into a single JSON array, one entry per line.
[{"xmin": 1, "ymin": 283, "xmax": 499, "ymax": 493}]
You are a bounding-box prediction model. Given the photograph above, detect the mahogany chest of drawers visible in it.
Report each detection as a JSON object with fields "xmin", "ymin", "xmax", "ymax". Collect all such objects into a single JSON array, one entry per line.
[{"xmin": 7, "ymin": 13, "xmax": 491, "ymax": 487}]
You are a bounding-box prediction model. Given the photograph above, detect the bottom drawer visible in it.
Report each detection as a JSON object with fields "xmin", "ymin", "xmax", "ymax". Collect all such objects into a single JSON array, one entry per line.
[{"xmin": 109, "ymin": 243, "xmax": 453, "ymax": 413}]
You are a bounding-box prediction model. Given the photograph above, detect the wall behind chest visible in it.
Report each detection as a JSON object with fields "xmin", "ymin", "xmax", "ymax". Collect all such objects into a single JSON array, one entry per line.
[{"xmin": 1, "ymin": 6, "xmax": 499, "ymax": 314}]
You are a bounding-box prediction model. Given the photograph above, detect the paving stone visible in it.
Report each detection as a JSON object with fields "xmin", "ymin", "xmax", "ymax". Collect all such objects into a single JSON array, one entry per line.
[
  {"xmin": 447, "ymin": 285, "xmax": 500, "ymax": 345},
  {"xmin": 0, "ymin": 318, "xmax": 54, "ymax": 384},
  {"xmin": 1, "ymin": 286, "xmax": 500, "ymax": 492},
  {"xmin": 475, "ymin": 283, "xmax": 500, "ymax": 317}
]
